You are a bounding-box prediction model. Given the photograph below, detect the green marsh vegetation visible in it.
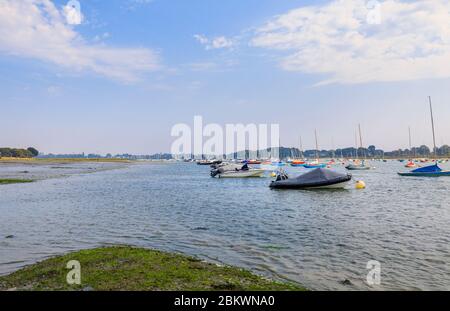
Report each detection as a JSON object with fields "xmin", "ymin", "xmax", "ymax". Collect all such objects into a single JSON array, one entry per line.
[{"xmin": 0, "ymin": 246, "xmax": 306, "ymax": 291}]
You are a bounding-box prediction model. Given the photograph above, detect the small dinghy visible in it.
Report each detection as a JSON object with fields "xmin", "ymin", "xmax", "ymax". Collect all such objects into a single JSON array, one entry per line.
[
  {"xmin": 270, "ymin": 168, "xmax": 352, "ymax": 189},
  {"xmin": 405, "ymin": 161, "xmax": 417, "ymax": 168},
  {"xmin": 304, "ymin": 163, "xmax": 327, "ymax": 169},
  {"xmin": 345, "ymin": 163, "xmax": 371, "ymax": 170},
  {"xmin": 211, "ymin": 163, "xmax": 264, "ymax": 178}
]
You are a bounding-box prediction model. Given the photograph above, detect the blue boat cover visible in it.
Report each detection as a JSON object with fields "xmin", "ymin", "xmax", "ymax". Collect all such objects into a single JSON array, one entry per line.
[{"xmin": 412, "ymin": 164, "xmax": 442, "ymax": 173}]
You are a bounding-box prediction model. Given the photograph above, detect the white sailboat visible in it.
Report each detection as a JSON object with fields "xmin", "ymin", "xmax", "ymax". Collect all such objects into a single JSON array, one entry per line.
[{"xmin": 346, "ymin": 124, "xmax": 371, "ymax": 170}]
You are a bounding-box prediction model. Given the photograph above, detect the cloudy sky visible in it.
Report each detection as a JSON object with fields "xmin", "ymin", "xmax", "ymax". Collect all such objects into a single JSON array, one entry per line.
[{"xmin": 1, "ymin": 0, "xmax": 450, "ymax": 154}]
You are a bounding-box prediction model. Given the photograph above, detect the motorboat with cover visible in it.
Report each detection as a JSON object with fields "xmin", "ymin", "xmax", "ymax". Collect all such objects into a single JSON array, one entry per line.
[
  {"xmin": 398, "ymin": 164, "xmax": 450, "ymax": 177},
  {"xmin": 211, "ymin": 163, "xmax": 265, "ymax": 178},
  {"xmin": 270, "ymin": 168, "xmax": 352, "ymax": 189}
]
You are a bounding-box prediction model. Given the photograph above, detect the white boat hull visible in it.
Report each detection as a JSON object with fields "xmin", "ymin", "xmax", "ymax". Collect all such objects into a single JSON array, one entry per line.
[
  {"xmin": 217, "ymin": 169, "xmax": 265, "ymax": 178},
  {"xmin": 305, "ymin": 180, "xmax": 351, "ymax": 189}
]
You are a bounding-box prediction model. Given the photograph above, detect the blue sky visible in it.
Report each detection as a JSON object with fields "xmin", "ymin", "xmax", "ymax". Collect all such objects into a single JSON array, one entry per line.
[{"xmin": 1, "ymin": 0, "xmax": 450, "ymax": 154}]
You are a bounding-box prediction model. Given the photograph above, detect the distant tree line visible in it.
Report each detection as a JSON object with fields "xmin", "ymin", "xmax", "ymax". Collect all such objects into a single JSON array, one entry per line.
[
  {"xmin": 276, "ymin": 145, "xmax": 450, "ymax": 159},
  {"xmin": 0, "ymin": 147, "xmax": 39, "ymax": 158},
  {"xmin": 218, "ymin": 144, "xmax": 450, "ymax": 160},
  {"xmin": 38, "ymin": 152, "xmax": 173, "ymax": 160},
  {"xmin": 13, "ymin": 144, "xmax": 449, "ymax": 160}
]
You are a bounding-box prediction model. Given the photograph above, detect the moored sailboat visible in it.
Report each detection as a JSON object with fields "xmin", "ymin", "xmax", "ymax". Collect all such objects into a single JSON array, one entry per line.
[
  {"xmin": 291, "ymin": 136, "xmax": 306, "ymax": 167},
  {"xmin": 346, "ymin": 124, "xmax": 371, "ymax": 170},
  {"xmin": 399, "ymin": 97, "xmax": 449, "ymax": 177},
  {"xmin": 405, "ymin": 127, "xmax": 417, "ymax": 168},
  {"xmin": 304, "ymin": 130, "xmax": 327, "ymax": 168}
]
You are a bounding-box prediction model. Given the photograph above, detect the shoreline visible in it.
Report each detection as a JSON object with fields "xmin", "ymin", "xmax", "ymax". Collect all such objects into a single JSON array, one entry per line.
[
  {"xmin": 0, "ymin": 158, "xmax": 133, "ymax": 165},
  {"xmin": 0, "ymin": 158, "xmax": 136, "ymax": 183},
  {"xmin": 0, "ymin": 179, "xmax": 34, "ymax": 185},
  {"xmin": 0, "ymin": 246, "xmax": 306, "ymax": 291}
]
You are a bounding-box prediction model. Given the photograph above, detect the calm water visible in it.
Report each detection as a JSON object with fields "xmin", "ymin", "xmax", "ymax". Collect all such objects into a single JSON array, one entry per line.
[{"xmin": 1, "ymin": 161, "xmax": 449, "ymax": 290}]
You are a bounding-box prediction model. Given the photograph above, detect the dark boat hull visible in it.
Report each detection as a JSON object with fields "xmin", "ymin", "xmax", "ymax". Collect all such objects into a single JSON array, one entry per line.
[
  {"xmin": 270, "ymin": 174, "xmax": 352, "ymax": 189},
  {"xmin": 398, "ymin": 171, "xmax": 450, "ymax": 177},
  {"xmin": 346, "ymin": 165, "xmax": 370, "ymax": 170}
]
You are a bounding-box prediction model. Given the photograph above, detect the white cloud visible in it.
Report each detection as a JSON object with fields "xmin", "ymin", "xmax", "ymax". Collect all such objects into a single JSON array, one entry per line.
[
  {"xmin": 210, "ymin": 36, "xmax": 234, "ymax": 49},
  {"xmin": 251, "ymin": 0, "xmax": 450, "ymax": 84},
  {"xmin": 194, "ymin": 34, "xmax": 234, "ymax": 50},
  {"xmin": 194, "ymin": 34, "xmax": 209, "ymax": 45},
  {"xmin": 0, "ymin": 0, "xmax": 161, "ymax": 83}
]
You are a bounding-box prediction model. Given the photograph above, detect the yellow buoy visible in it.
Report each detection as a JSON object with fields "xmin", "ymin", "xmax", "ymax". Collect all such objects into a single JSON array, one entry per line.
[
  {"xmin": 355, "ymin": 180, "xmax": 366, "ymax": 189},
  {"xmin": 271, "ymin": 172, "xmax": 277, "ymax": 178}
]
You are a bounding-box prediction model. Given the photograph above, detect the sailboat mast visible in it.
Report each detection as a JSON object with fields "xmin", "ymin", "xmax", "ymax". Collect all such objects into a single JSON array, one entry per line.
[
  {"xmin": 314, "ymin": 129, "xmax": 319, "ymax": 161},
  {"xmin": 408, "ymin": 127, "xmax": 412, "ymax": 150},
  {"xmin": 278, "ymin": 137, "xmax": 281, "ymax": 160},
  {"xmin": 358, "ymin": 124, "xmax": 365, "ymax": 159},
  {"xmin": 408, "ymin": 126, "xmax": 414, "ymax": 159},
  {"xmin": 429, "ymin": 96, "xmax": 437, "ymax": 159},
  {"xmin": 331, "ymin": 137, "xmax": 335, "ymax": 159},
  {"xmin": 354, "ymin": 131, "xmax": 358, "ymax": 159},
  {"xmin": 299, "ymin": 136, "xmax": 304, "ymax": 159}
]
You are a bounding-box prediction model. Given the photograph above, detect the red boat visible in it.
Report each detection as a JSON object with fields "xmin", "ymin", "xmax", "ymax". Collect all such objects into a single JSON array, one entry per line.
[
  {"xmin": 290, "ymin": 159, "xmax": 306, "ymax": 167},
  {"xmin": 405, "ymin": 161, "xmax": 417, "ymax": 168}
]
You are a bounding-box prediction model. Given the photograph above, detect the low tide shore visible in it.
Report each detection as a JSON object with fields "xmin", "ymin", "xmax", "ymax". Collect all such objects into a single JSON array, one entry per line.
[
  {"xmin": 0, "ymin": 246, "xmax": 306, "ymax": 291},
  {"xmin": 0, "ymin": 158, "xmax": 134, "ymax": 183},
  {"xmin": 0, "ymin": 179, "xmax": 34, "ymax": 185},
  {"xmin": 0, "ymin": 157, "xmax": 133, "ymax": 165}
]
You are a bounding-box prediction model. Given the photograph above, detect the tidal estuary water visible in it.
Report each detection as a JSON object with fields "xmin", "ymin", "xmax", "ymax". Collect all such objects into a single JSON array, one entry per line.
[{"xmin": 1, "ymin": 161, "xmax": 449, "ymax": 290}]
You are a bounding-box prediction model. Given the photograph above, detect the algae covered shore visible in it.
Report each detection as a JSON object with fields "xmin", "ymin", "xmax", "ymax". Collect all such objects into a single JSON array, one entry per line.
[
  {"xmin": 0, "ymin": 246, "xmax": 306, "ymax": 291},
  {"xmin": 0, "ymin": 179, "xmax": 34, "ymax": 185},
  {"xmin": 0, "ymin": 158, "xmax": 134, "ymax": 183}
]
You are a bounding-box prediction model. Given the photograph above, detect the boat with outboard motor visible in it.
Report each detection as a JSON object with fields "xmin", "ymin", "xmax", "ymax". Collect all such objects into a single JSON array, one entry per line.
[
  {"xmin": 270, "ymin": 168, "xmax": 352, "ymax": 189},
  {"xmin": 211, "ymin": 163, "xmax": 265, "ymax": 178}
]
